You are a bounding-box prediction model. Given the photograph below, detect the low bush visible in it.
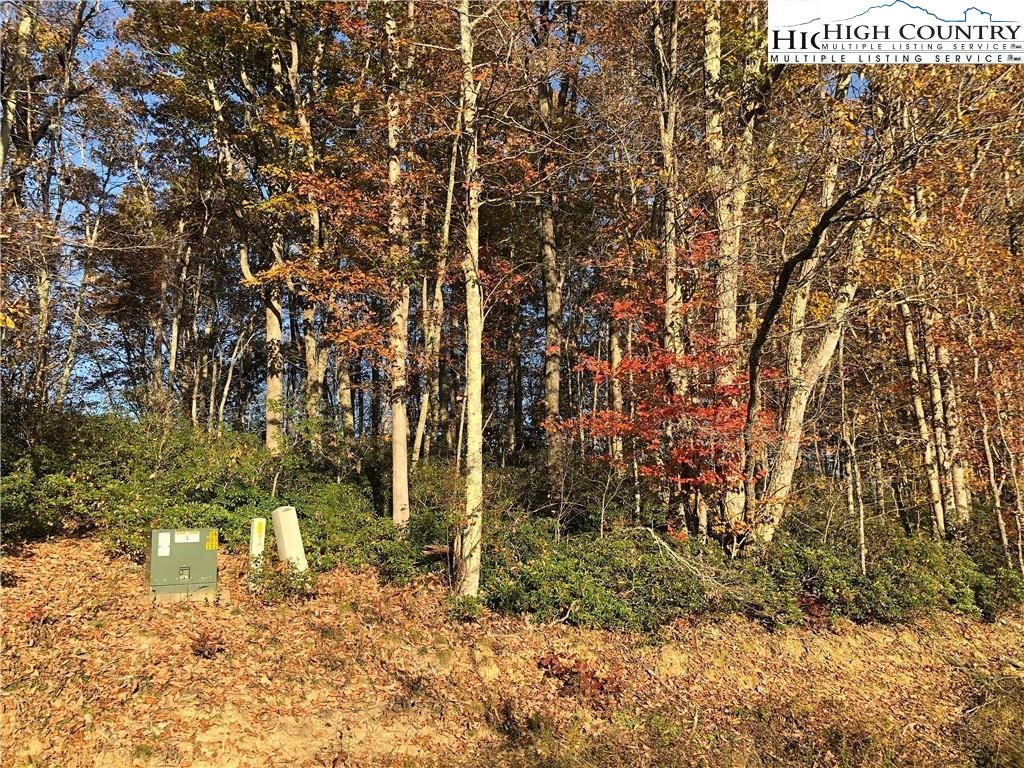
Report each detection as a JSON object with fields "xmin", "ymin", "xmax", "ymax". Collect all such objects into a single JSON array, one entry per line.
[
  {"xmin": 763, "ymin": 524, "xmax": 1024, "ymax": 624},
  {"xmin": 286, "ymin": 482, "xmax": 419, "ymax": 582},
  {"xmin": 99, "ymin": 498, "xmax": 250, "ymax": 561},
  {"xmin": 482, "ymin": 515, "xmax": 1023, "ymax": 631},
  {"xmin": 445, "ymin": 594, "xmax": 485, "ymax": 623},
  {"xmin": 3, "ymin": 409, "xmax": 1021, "ymax": 630},
  {"xmin": 0, "ymin": 411, "xmax": 416, "ymax": 586},
  {"xmin": 248, "ymin": 559, "xmax": 318, "ymax": 603},
  {"xmin": 484, "ymin": 522, "xmax": 710, "ymax": 632},
  {"xmin": 1, "ymin": 458, "xmax": 80, "ymax": 542}
]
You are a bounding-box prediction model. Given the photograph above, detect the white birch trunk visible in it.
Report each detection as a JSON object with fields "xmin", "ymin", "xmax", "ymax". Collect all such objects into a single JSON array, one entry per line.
[
  {"xmin": 454, "ymin": 0, "xmax": 484, "ymax": 597},
  {"xmin": 900, "ymin": 303, "xmax": 945, "ymax": 537}
]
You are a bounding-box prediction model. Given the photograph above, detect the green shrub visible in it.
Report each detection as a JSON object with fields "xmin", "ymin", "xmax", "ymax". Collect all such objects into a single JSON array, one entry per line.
[
  {"xmin": 410, "ymin": 462, "xmax": 461, "ymax": 546},
  {"xmin": 485, "ymin": 524, "xmax": 709, "ymax": 633},
  {"xmin": 481, "ymin": 516, "xmax": 1022, "ymax": 633},
  {"xmin": 0, "ymin": 457, "xmax": 99, "ymax": 543},
  {"xmin": 1, "ymin": 459, "xmax": 64, "ymax": 541},
  {"xmin": 446, "ymin": 594, "xmax": 484, "ymax": 623},
  {"xmin": 99, "ymin": 497, "xmax": 246, "ymax": 561},
  {"xmin": 248, "ymin": 559, "xmax": 318, "ymax": 603},
  {"xmin": 1, "ymin": 404, "xmax": 123, "ymax": 477},
  {"xmin": 719, "ymin": 552, "xmax": 804, "ymax": 627},
  {"xmin": 282, "ymin": 482, "xmax": 419, "ymax": 581},
  {"xmin": 762, "ymin": 523, "xmax": 1024, "ymax": 624},
  {"xmin": 975, "ymin": 566, "xmax": 1024, "ymax": 620},
  {"xmin": 4, "ymin": 406, "xmax": 1021, "ymax": 632}
]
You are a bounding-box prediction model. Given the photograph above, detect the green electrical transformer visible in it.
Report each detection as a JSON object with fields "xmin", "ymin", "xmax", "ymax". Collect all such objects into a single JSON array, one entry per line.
[{"xmin": 148, "ymin": 528, "xmax": 219, "ymax": 600}]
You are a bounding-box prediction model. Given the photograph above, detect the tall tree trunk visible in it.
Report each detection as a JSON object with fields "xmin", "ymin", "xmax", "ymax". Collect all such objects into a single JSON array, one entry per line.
[
  {"xmin": 0, "ymin": 1, "xmax": 34, "ymax": 176},
  {"xmin": 454, "ymin": 0, "xmax": 484, "ymax": 597},
  {"xmin": 55, "ymin": 274, "xmax": 84, "ymax": 409},
  {"xmin": 530, "ymin": 1, "xmax": 578, "ymax": 474},
  {"xmin": 919, "ymin": 309, "xmax": 957, "ymax": 529},
  {"xmin": 336, "ymin": 350, "xmax": 355, "ymax": 437},
  {"xmin": 750, "ymin": 73, "xmax": 882, "ymax": 544},
  {"xmin": 540, "ymin": 190, "xmax": 563, "ymax": 466},
  {"xmin": 218, "ymin": 326, "xmax": 250, "ymax": 433},
  {"xmin": 411, "ymin": 276, "xmax": 431, "ymax": 466},
  {"xmin": 206, "ymin": 354, "xmax": 219, "ymax": 433},
  {"xmin": 386, "ymin": 0, "xmax": 414, "ymax": 528},
  {"xmin": 276, "ymin": 3, "xmax": 328, "ymax": 448},
  {"xmin": 652, "ymin": 1, "xmax": 686, "ymax": 402},
  {"xmin": 151, "ymin": 283, "xmax": 165, "ymax": 390},
  {"xmin": 56, "ymin": 220, "xmax": 98, "ymax": 409},
  {"xmin": 742, "ymin": 68, "xmax": 895, "ymax": 543},
  {"xmin": 240, "ymin": 238, "xmax": 282, "ymax": 454},
  {"xmin": 168, "ymin": 216, "xmax": 196, "ymax": 389},
  {"xmin": 937, "ymin": 342, "xmax": 971, "ymax": 530},
  {"xmin": 991, "ymin": 381, "xmax": 1024, "ymax": 576},
  {"xmin": 306, "ymin": 339, "xmax": 328, "ymax": 439},
  {"xmin": 900, "ymin": 302, "xmax": 945, "ymax": 537},
  {"xmin": 704, "ymin": 0, "xmax": 760, "ymax": 527},
  {"xmin": 265, "ymin": 242, "xmax": 285, "ymax": 455},
  {"xmin": 757, "ymin": 215, "xmax": 864, "ymax": 543},
  {"xmin": 609, "ymin": 314, "xmax": 623, "ymax": 463},
  {"xmin": 390, "ymin": 284, "xmax": 411, "ymax": 527},
  {"xmin": 838, "ymin": 332, "xmax": 867, "ymax": 575},
  {"xmin": 504, "ymin": 308, "xmax": 523, "ymax": 458},
  {"xmin": 32, "ymin": 264, "xmax": 51, "ymax": 402},
  {"xmin": 980, "ymin": 396, "xmax": 1012, "ymax": 566},
  {"xmin": 651, "ymin": 0, "xmax": 690, "ymax": 522},
  {"xmin": 353, "ymin": 356, "xmax": 365, "ymax": 438},
  {"xmin": 1002, "ymin": 439, "xmax": 1024, "ymax": 577},
  {"xmin": 412, "ymin": 128, "xmax": 457, "ymax": 467},
  {"xmin": 371, "ymin": 362, "xmax": 382, "ymax": 438},
  {"xmin": 190, "ymin": 360, "xmax": 201, "ymax": 426}
]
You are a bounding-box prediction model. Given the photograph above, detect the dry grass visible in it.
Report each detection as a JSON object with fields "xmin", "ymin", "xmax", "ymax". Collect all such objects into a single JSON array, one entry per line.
[{"xmin": 2, "ymin": 537, "xmax": 1022, "ymax": 767}]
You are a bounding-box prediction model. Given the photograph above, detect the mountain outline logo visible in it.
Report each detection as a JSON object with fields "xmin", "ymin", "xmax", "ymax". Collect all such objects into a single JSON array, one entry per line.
[{"xmin": 786, "ymin": 1, "xmax": 1017, "ymax": 28}]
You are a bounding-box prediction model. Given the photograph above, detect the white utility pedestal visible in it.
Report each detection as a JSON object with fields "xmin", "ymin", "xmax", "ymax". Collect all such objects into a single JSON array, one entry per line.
[
  {"xmin": 249, "ymin": 517, "xmax": 267, "ymax": 569},
  {"xmin": 271, "ymin": 506, "xmax": 308, "ymax": 573}
]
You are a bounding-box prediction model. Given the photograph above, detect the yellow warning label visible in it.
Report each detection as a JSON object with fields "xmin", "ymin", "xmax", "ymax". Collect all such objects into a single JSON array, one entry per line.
[
  {"xmin": 255, "ymin": 519, "xmax": 265, "ymax": 537},
  {"xmin": 205, "ymin": 530, "xmax": 219, "ymax": 550}
]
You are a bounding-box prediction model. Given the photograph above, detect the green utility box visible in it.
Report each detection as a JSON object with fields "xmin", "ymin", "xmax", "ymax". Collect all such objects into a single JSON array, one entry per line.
[{"xmin": 148, "ymin": 528, "xmax": 218, "ymax": 600}]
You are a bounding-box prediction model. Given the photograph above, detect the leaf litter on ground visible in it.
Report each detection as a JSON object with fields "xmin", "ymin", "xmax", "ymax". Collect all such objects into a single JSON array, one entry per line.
[{"xmin": 2, "ymin": 537, "xmax": 1022, "ymax": 767}]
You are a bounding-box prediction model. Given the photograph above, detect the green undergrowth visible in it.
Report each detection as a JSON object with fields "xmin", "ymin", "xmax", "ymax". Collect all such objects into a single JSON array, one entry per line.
[
  {"xmin": 0, "ymin": 407, "xmax": 419, "ymax": 583},
  {"xmin": 3, "ymin": 407, "xmax": 1021, "ymax": 627}
]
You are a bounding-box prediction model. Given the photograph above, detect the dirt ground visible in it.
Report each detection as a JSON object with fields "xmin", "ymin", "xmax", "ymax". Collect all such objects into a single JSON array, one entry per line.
[{"xmin": 2, "ymin": 537, "xmax": 1022, "ymax": 768}]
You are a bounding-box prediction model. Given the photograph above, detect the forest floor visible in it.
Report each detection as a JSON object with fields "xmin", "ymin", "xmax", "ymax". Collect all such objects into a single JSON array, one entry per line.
[{"xmin": 2, "ymin": 538, "xmax": 1023, "ymax": 768}]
